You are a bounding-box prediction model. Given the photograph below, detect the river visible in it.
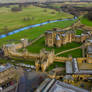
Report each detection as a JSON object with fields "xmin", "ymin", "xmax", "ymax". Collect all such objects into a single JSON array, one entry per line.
[{"xmin": 0, "ymin": 17, "xmax": 77, "ymax": 39}]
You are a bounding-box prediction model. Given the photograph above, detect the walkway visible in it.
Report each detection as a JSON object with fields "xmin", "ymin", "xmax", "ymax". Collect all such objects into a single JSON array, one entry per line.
[{"xmin": 56, "ymin": 46, "xmax": 81, "ymax": 56}]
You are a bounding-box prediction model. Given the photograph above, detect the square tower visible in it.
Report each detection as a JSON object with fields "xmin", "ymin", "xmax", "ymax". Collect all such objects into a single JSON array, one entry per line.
[{"xmin": 45, "ymin": 31, "xmax": 54, "ymax": 47}]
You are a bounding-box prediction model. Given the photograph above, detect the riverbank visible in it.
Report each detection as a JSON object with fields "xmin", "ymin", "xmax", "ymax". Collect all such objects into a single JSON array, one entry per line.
[
  {"xmin": 0, "ymin": 5, "xmax": 73, "ymax": 35},
  {"xmin": 0, "ymin": 19, "xmax": 77, "ymax": 47}
]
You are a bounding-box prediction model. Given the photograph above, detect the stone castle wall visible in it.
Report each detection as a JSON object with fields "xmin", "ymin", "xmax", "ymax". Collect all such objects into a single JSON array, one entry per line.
[
  {"xmin": 45, "ymin": 28, "xmax": 90, "ymax": 48},
  {"xmin": 2, "ymin": 29, "xmax": 92, "ymax": 72}
]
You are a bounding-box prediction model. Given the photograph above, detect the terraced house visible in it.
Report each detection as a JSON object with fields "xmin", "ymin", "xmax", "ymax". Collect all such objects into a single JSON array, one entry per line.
[{"xmin": 0, "ymin": 64, "xmax": 19, "ymax": 92}]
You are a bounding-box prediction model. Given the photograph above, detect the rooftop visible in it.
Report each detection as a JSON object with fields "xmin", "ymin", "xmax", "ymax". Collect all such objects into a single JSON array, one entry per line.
[
  {"xmin": 49, "ymin": 80, "xmax": 89, "ymax": 92},
  {"xmin": 66, "ymin": 61, "xmax": 73, "ymax": 74},
  {"xmin": 0, "ymin": 63, "xmax": 13, "ymax": 73},
  {"xmin": 78, "ymin": 62, "xmax": 92, "ymax": 70},
  {"xmin": 87, "ymin": 45, "xmax": 92, "ymax": 54},
  {"xmin": 66, "ymin": 59, "xmax": 92, "ymax": 74},
  {"xmin": 36, "ymin": 78, "xmax": 89, "ymax": 92},
  {"xmin": 56, "ymin": 34, "xmax": 60, "ymax": 40},
  {"xmin": 45, "ymin": 31, "xmax": 53, "ymax": 34}
]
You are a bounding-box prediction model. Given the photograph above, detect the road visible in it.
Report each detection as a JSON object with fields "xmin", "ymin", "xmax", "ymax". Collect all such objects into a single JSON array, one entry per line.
[{"xmin": 17, "ymin": 71, "xmax": 47, "ymax": 92}]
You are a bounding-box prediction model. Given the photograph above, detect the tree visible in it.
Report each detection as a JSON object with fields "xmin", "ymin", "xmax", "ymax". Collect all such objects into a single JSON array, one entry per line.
[
  {"xmin": 87, "ymin": 11, "xmax": 92, "ymax": 21},
  {"xmin": 11, "ymin": 7, "xmax": 22, "ymax": 12},
  {"xmin": 23, "ymin": 17, "xmax": 31, "ymax": 21},
  {"xmin": 3, "ymin": 26, "xmax": 8, "ymax": 32}
]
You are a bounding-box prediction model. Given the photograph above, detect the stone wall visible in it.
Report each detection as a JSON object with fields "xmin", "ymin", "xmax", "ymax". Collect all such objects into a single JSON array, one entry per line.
[{"xmin": 45, "ymin": 28, "xmax": 90, "ymax": 48}]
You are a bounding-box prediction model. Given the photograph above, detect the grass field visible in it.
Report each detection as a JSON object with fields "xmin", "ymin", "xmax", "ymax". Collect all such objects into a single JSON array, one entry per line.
[
  {"xmin": 80, "ymin": 16, "xmax": 92, "ymax": 27},
  {"xmin": 59, "ymin": 49, "xmax": 82, "ymax": 57},
  {"xmin": 0, "ymin": 5, "xmax": 73, "ymax": 35},
  {"xmin": 0, "ymin": 58, "xmax": 35, "ymax": 65},
  {"xmin": 76, "ymin": 29, "xmax": 83, "ymax": 35},
  {"xmin": 27, "ymin": 37, "xmax": 82, "ymax": 54},
  {"xmin": 46, "ymin": 62, "xmax": 65, "ymax": 71},
  {"xmin": 48, "ymin": 2, "xmax": 92, "ymax": 8},
  {"xmin": 0, "ymin": 19, "xmax": 76, "ymax": 47}
]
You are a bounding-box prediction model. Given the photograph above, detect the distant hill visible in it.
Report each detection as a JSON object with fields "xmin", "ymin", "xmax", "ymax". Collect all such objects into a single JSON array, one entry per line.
[{"xmin": 0, "ymin": 0, "xmax": 92, "ymax": 3}]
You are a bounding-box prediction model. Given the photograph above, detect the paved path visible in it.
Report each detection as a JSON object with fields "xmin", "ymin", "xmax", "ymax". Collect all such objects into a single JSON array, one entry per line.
[
  {"xmin": 56, "ymin": 46, "xmax": 81, "ymax": 56},
  {"xmin": 29, "ymin": 34, "xmax": 44, "ymax": 45},
  {"xmin": 17, "ymin": 71, "xmax": 47, "ymax": 92}
]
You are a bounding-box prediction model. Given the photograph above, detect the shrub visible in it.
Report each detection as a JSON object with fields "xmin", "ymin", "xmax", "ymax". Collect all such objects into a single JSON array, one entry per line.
[
  {"xmin": 23, "ymin": 17, "xmax": 31, "ymax": 21},
  {"xmin": 87, "ymin": 11, "xmax": 92, "ymax": 21},
  {"xmin": 11, "ymin": 7, "xmax": 22, "ymax": 12},
  {"xmin": 43, "ymin": 9, "xmax": 47, "ymax": 12},
  {"xmin": 51, "ymin": 11, "xmax": 55, "ymax": 14},
  {"xmin": 3, "ymin": 26, "xmax": 8, "ymax": 31}
]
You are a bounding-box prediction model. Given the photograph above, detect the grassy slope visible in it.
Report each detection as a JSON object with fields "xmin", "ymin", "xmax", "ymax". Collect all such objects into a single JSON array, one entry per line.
[
  {"xmin": 76, "ymin": 29, "xmax": 83, "ymax": 35},
  {"xmin": 0, "ymin": 5, "xmax": 73, "ymax": 34},
  {"xmin": 27, "ymin": 37, "xmax": 82, "ymax": 54},
  {"xmin": 0, "ymin": 20, "xmax": 76, "ymax": 47},
  {"xmin": 46, "ymin": 62, "xmax": 65, "ymax": 71},
  {"xmin": 0, "ymin": 58, "xmax": 35, "ymax": 65},
  {"xmin": 59, "ymin": 49, "xmax": 82, "ymax": 58},
  {"xmin": 80, "ymin": 16, "xmax": 92, "ymax": 27}
]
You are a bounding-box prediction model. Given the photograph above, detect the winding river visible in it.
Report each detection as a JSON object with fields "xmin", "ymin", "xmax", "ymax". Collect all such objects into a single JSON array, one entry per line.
[{"xmin": 0, "ymin": 17, "xmax": 77, "ymax": 39}]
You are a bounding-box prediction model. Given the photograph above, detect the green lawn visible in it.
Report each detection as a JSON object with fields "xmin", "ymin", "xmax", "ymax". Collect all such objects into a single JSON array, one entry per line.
[
  {"xmin": 80, "ymin": 16, "xmax": 92, "ymax": 27},
  {"xmin": 46, "ymin": 62, "xmax": 65, "ymax": 71},
  {"xmin": 76, "ymin": 29, "xmax": 83, "ymax": 35},
  {"xmin": 27, "ymin": 37, "xmax": 82, "ymax": 54},
  {"xmin": 0, "ymin": 59, "xmax": 9, "ymax": 64},
  {"xmin": 59, "ymin": 49, "xmax": 82, "ymax": 57},
  {"xmin": 0, "ymin": 5, "xmax": 73, "ymax": 35},
  {"xmin": 0, "ymin": 58, "xmax": 35, "ymax": 65},
  {"xmin": 0, "ymin": 20, "xmax": 76, "ymax": 47},
  {"xmin": 76, "ymin": 3, "xmax": 92, "ymax": 7}
]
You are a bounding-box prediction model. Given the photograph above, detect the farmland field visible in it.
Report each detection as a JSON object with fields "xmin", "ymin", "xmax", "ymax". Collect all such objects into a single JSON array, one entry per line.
[{"xmin": 0, "ymin": 5, "xmax": 73, "ymax": 35}]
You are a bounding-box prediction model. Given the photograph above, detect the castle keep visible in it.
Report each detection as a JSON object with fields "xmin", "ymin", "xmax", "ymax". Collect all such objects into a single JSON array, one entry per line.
[{"xmin": 45, "ymin": 28, "xmax": 89, "ymax": 47}]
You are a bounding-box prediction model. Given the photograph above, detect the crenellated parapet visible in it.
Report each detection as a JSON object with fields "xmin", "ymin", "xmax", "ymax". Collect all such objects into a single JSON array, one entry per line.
[
  {"xmin": 45, "ymin": 28, "xmax": 90, "ymax": 48},
  {"xmin": 54, "ymin": 56, "xmax": 72, "ymax": 62}
]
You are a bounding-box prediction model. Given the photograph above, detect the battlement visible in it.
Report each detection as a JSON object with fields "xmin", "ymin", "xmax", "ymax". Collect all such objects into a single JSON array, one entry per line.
[{"xmin": 45, "ymin": 28, "xmax": 90, "ymax": 47}]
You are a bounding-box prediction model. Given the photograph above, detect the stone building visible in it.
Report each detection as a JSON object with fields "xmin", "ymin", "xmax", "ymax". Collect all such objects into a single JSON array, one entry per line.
[
  {"xmin": 65, "ymin": 58, "xmax": 92, "ymax": 83},
  {"xmin": 35, "ymin": 78, "xmax": 89, "ymax": 92},
  {"xmin": 45, "ymin": 28, "xmax": 89, "ymax": 47},
  {"xmin": 0, "ymin": 63, "xmax": 18, "ymax": 92},
  {"xmin": 83, "ymin": 38, "xmax": 92, "ymax": 64},
  {"xmin": 2, "ymin": 38, "xmax": 28, "ymax": 57},
  {"xmin": 35, "ymin": 49, "xmax": 55, "ymax": 72}
]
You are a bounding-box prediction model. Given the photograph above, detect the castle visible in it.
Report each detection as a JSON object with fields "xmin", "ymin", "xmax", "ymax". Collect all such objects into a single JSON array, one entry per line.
[
  {"xmin": 2, "ymin": 28, "xmax": 92, "ymax": 72},
  {"xmin": 1, "ymin": 28, "xmax": 92, "ymax": 91},
  {"xmin": 45, "ymin": 28, "xmax": 90, "ymax": 47}
]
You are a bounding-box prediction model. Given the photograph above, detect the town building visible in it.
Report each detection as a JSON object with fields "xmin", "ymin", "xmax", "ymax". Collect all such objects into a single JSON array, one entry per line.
[
  {"xmin": 0, "ymin": 63, "xmax": 19, "ymax": 92},
  {"xmin": 35, "ymin": 78, "xmax": 89, "ymax": 92},
  {"xmin": 65, "ymin": 58, "xmax": 92, "ymax": 84}
]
